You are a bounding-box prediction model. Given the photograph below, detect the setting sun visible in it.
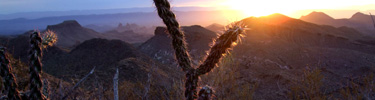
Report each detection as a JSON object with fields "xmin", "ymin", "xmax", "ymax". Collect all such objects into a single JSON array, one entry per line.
[{"xmin": 220, "ymin": 0, "xmax": 375, "ymax": 18}]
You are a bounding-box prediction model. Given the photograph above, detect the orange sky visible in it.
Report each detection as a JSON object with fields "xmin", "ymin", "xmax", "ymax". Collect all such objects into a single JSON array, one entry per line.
[
  {"xmin": 1, "ymin": 0, "xmax": 373, "ymax": 19},
  {"xmin": 174, "ymin": 0, "xmax": 375, "ymax": 19}
]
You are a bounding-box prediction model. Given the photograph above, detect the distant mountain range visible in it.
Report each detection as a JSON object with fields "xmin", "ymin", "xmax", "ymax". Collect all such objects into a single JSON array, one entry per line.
[
  {"xmin": 43, "ymin": 20, "xmax": 155, "ymax": 47},
  {"xmin": 300, "ymin": 11, "xmax": 375, "ymax": 36},
  {"xmin": 1, "ymin": 12, "xmax": 375, "ymax": 99},
  {"xmin": 0, "ymin": 10, "xmax": 242, "ymax": 35},
  {"xmin": 0, "ymin": 7, "xmax": 224, "ymax": 20}
]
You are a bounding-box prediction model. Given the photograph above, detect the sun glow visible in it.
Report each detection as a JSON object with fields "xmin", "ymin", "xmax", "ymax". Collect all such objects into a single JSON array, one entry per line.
[
  {"xmin": 220, "ymin": 0, "xmax": 375, "ymax": 18},
  {"xmin": 222, "ymin": 0, "xmax": 298, "ymax": 17}
]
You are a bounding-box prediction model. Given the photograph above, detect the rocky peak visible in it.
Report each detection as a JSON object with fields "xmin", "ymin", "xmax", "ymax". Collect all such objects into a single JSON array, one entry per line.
[
  {"xmin": 257, "ymin": 13, "xmax": 292, "ymax": 25},
  {"xmin": 300, "ymin": 11, "xmax": 334, "ymax": 20},
  {"xmin": 206, "ymin": 23, "xmax": 225, "ymax": 33},
  {"xmin": 154, "ymin": 27, "xmax": 168, "ymax": 36},
  {"xmin": 350, "ymin": 12, "xmax": 368, "ymax": 21},
  {"xmin": 44, "ymin": 20, "xmax": 103, "ymax": 47},
  {"xmin": 47, "ymin": 20, "xmax": 82, "ymax": 30}
]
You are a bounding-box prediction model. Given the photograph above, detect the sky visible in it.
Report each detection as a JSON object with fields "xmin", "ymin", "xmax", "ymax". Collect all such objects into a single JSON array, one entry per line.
[
  {"xmin": 0, "ymin": 0, "xmax": 222, "ymax": 14},
  {"xmin": 1, "ymin": 0, "xmax": 374, "ymax": 18},
  {"xmin": 222, "ymin": 0, "xmax": 375, "ymax": 18}
]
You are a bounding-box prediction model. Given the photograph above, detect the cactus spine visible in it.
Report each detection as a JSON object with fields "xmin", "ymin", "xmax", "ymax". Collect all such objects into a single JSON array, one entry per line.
[
  {"xmin": 0, "ymin": 47, "xmax": 22, "ymax": 100},
  {"xmin": 28, "ymin": 32, "xmax": 46, "ymax": 100},
  {"xmin": 153, "ymin": 0, "xmax": 245, "ymax": 99}
]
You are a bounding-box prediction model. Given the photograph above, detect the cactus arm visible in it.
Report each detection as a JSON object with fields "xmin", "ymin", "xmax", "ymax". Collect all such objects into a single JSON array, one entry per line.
[
  {"xmin": 185, "ymin": 25, "xmax": 245, "ymax": 100},
  {"xmin": 196, "ymin": 26, "xmax": 244, "ymax": 76},
  {"xmin": 28, "ymin": 32, "xmax": 46, "ymax": 100},
  {"xmin": 153, "ymin": 0, "xmax": 246, "ymax": 99},
  {"xmin": 0, "ymin": 47, "xmax": 22, "ymax": 100},
  {"xmin": 153, "ymin": 0, "xmax": 193, "ymax": 72},
  {"xmin": 185, "ymin": 69, "xmax": 199, "ymax": 100}
]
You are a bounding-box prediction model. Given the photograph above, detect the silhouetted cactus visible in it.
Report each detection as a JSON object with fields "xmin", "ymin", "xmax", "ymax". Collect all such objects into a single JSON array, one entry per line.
[
  {"xmin": 28, "ymin": 32, "xmax": 46, "ymax": 100},
  {"xmin": 0, "ymin": 47, "xmax": 22, "ymax": 100},
  {"xmin": 153, "ymin": 0, "xmax": 245, "ymax": 99}
]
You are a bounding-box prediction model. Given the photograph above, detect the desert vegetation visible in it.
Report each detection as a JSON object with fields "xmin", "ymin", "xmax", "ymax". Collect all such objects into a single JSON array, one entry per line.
[
  {"xmin": 153, "ymin": 0, "xmax": 246, "ymax": 99},
  {"xmin": 1, "ymin": 31, "xmax": 57, "ymax": 100},
  {"xmin": 1, "ymin": 0, "xmax": 375, "ymax": 100}
]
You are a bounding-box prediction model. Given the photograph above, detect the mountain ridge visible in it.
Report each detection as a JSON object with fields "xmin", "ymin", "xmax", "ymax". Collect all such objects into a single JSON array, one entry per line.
[
  {"xmin": 0, "ymin": 10, "xmax": 243, "ymax": 35},
  {"xmin": 300, "ymin": 11, "xmax": 375, "ymax": 36},
  {"xmin": 46, "ymin": 20, "xmax": 104, "ymax": 48},
  {"xmin": 226, "ymin": 13, "xmax": 375, "ymax": 99}
]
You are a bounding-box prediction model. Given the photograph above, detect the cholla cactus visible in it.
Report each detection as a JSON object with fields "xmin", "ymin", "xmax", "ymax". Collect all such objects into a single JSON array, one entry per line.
[
  {"xmin": 153, "ymin": 0, "xmax": 193, "ymax": 72},
  {"xmin": 0, "ymin": 47, "xmax": 22, "ymax": 100},
  {"xmin": 41, "ymin": 30, "xmax": 58, "ymax": 48},
  {"xmin": 153, "ymin": 0, "xmax": 246, "ymax": 99},
  {"xmin": 198, "ymin": 86, "xmax": 214, "ymax": 100},
  {"xmin": 28, "ymin": 32, "xmax": 46, "ymax": 100}
]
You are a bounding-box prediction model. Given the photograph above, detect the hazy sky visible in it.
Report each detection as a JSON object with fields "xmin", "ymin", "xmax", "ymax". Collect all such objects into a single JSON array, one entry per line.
[
  {"xmin": 1, "ymin": 0, "xmax": 374, "ymax": 18},
  {"xmin": 0, "ymin": 0, "xmax": 222, "ymax": 14}
]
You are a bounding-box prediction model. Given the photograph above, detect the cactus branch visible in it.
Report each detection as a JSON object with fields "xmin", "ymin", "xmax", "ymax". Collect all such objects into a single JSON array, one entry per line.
[
  {"xmin": 153, "ymin": 0, "xmax": 245, "ymax": 99},
  {"xmin": 0, "ymin": 47, "xmax": 22, "ymax": 100},
  {"xmin": 28, "ymin": 31, "xmax": 46, "ymax": 100},
  {"xmin": 196, "ymin": 25, "xmax": 245, "ymax": 76},
  {"xmin": 153, "ymin": 0, "xmax": 193, "ymax": 72},
  {"xmin": 185, "ymin": 25, "xmax": 245, "ymax": 100},
  {"xmin": 185, "ymin": 69, "xmax": 199, "ymax": 100}
]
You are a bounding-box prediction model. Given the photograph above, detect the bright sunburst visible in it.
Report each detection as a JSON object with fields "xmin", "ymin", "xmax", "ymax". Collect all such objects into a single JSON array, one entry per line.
[{"xmin": 220, "ymin": 0, "xmax": 375, "ymax": 18}]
